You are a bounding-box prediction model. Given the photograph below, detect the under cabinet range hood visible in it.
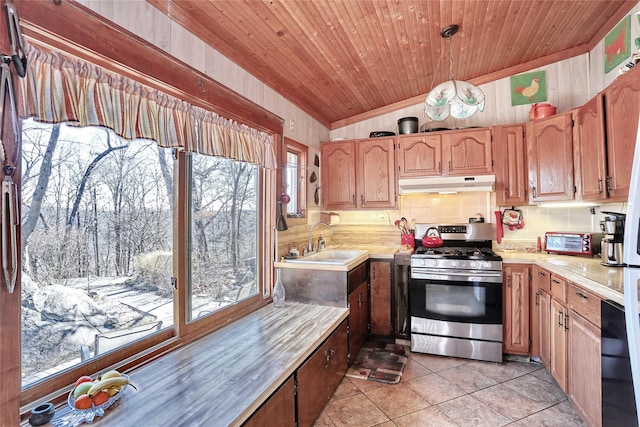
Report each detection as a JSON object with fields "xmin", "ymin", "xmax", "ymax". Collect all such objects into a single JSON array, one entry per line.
[{"xmin": 398, "ymin": 175, "xmax": 495, "ymax": 194}]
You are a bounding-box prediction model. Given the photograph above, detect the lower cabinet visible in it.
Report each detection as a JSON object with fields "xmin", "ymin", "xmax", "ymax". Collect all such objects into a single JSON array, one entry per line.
[
  {"xmin": 370, "ymin": 260, "xmax": 391, "ymax": 336},
  {"xmin": 243, "ymin": 376, "xmax": 295, "ymax": 427},
  {"xmin": 549, "ymin": 298, "xmax": 568, "ymax": 391},
  {"xmin": 297, "ymin": 319, "xmax": 349, "ymax": 427},
  {"xmin": 349, "ymin": 280, "xmax": 369, "ymax": 359},
  {"xmin": 503, "ymin": 264, "xmax": 531, "ymax": 355},
  {"xmin": 568, "ymin": 309, "xmax": 602, "ymax": 427}
]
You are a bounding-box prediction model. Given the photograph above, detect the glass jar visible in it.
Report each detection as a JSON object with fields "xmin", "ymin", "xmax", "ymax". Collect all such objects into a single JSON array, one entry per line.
[{"xmin": 273, "ymin": 268, "xmax": 286, "ymax": 308}]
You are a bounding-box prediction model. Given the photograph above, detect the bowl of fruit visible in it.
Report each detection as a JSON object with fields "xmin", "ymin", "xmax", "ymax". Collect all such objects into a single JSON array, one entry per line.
[{"xmin": 66, "ymin": 370, "xmax": 135, "ymax": 423}]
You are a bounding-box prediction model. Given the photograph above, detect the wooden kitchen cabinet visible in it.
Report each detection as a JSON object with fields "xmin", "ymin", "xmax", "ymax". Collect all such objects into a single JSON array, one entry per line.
[
  {"xmin": 397, "ymin": 128, "xmax": 492, "ymax": 178},
  {"xmin": 356, "ymin": 138, "xmax": 397, "ymax": 209},
  {"xmin": 494, "ymin": 124, "xmax": 527, "ymax": 206},
  {"xmin": 503, "ymin": 264, "xmax": 531, "ymax": 355},
  {"xmin": 321, "ymin": 140, "xmax": 357, "ymax": 209},
  {"xmin": 370, "ymin": 260, "xmax": 392, "ymax": 336},
  {"xmin": 604, "ymin": 65, "xmax": 640, "ymax": 201},
  {"xmin": 397, "ymin": 133, "xmax": 442, "ymax": 177},
  {"xmin": 527, "ymin": 112, "xmax": 575, "ymax": 202},
  {"xmin": 539, "ymin": 289, "xmax": 552, "ymax": 368},
  {"xmin": 568, "ymin": 306, "xmax": 602, "ymax": 427},
  {"xmin": 348, "ymin": 279, "xmax": 369, "ymax": 359},
  {"xmin": 297, "ymin": 319, "xmax": 348, "ymax": 427},
  {"xmin": 531, "ymin": 266, "xmax": 551, "ymax": 358},
  {"xmin": 243, "ymin": 376, "xmax": 295, "ymax": 427},
  {"xmin": 550, "ymin": 297, "xmax": 568, "ymax": 392},
  {"xmin": 441, "ymin": 128, "xmax": 493, "ymax": 175},
  {"xmin": 576, "ymin": 94, "xmax": 608, "ymax": 201},
  {"xmin": 321, "ymin": 138, "xmax": 396, "ymax": 210}
]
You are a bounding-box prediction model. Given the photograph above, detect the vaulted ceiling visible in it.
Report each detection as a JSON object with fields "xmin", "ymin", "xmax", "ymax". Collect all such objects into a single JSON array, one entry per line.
[{"xmin": 147, "ymin": 0, "xmax": 637, "ymax": 128}]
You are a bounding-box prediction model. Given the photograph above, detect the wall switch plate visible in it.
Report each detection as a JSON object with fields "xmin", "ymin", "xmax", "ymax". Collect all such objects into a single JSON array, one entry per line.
[{"xmin": 289, "ymin": 118, "xmax": 295, "ymax": 132}]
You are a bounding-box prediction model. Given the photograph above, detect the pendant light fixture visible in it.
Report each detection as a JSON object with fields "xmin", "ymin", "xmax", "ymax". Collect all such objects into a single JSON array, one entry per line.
[{"xmin": 424, "ymin": 24, "xmax": 485, "ymax": 121}]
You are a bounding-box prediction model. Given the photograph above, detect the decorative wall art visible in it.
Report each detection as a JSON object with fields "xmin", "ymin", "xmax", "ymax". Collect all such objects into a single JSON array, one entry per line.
[
  {"xmin": 510, "ymin": 71, "xmax": 546, "ymax": 106},
  {"xmin": 604, "ymin": 15, "xmax": 631, "ymax": 74}
]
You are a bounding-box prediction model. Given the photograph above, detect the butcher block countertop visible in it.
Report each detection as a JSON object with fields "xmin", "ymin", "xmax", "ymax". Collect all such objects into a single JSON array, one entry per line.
[
  {"xmin": 49, "ymin": 303, "xmax": 348, "ymax": 427},
  {"xmin": 499, "ymin": 251, "xmax": 627, "ymax": 306}
]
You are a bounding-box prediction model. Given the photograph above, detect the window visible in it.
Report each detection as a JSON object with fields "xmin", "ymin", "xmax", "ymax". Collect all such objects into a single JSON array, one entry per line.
[
  {"xmin": 188, "ymin": 153, "xmax": 259, "ymax": 320},
  {"xmin": 21, "ymin": 119, "xmax": 174, "ymax": 387},
  {"xmin": 283, "ymin": 138, "xmax": 308, "ymax": 225}
]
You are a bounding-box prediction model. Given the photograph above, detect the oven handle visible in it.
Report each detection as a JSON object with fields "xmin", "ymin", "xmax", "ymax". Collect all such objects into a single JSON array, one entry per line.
[{"xmin": 412, "ymin": 269, "xmax": 502, "ymax": 279}]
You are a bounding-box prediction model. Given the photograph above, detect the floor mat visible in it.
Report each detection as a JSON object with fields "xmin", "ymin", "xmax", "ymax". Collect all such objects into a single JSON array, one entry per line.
[{"xmin": 345, "ymin": 341, "xmax": 408, "ymax": 384}]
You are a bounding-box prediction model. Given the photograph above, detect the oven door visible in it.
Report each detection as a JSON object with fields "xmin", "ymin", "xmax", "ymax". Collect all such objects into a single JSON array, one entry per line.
[{"xmin": 409, "ymin": 274, "xmax": 502, "ymax": 325}]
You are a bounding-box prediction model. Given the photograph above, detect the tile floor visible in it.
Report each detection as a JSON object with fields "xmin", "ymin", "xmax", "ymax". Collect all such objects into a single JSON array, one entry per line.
[{"xmin": 314, "ymin": 350, "xmax": 587, "ymax": 427}]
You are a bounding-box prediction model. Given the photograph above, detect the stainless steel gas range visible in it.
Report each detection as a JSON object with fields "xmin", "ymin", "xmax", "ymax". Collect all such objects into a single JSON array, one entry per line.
[{"xmin": 409, "ymin": 223, "xmax": 503, "ymax": 363}]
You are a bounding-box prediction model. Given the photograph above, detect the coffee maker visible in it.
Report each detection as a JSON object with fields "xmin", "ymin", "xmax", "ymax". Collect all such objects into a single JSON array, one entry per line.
[{"xmin": 600, "ymin": 211, "xmax": 626, "ymax": 267}]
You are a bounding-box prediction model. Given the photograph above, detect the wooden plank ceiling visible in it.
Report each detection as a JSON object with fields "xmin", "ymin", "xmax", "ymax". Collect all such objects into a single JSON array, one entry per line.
[{"xmin": 147, "ymin": 0, "xmax": 636, "ymax": 128}]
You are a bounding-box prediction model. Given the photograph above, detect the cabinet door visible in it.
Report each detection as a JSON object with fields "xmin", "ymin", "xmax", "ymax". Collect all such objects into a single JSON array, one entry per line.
[
  {"xmin": 539, "ymin": 290, "xmax": 551, "ymax": 369},
  {"xmin": 348, "ymin": 280, "xmax": 369, "ymax": 358},
  {"xmin": 297, "ymin": 320, "xmax": 348, "ymax": 427},
  {"xmin": 576, "ymin": 94, "xmax": 608, "ymax": 201},
  {"xmin": 370, "ymin": 261, "xmax": 391, "ymax": 336},
  {"xmin": 605, "ymin": 66, "xmax": 640, "ymax": 201},
  {"xmin": 531, "ymin": 266, "xmax": 550, "ymax": 358},
  {"xmin": 321, "ymin": 141, "xmax": 356, "ymax": 210},
  {"xmin": 243, "ymin": 376, "xmax": 295, "ymax": 427},
  {"xmin": 503, "ymin": 264, "xmax": 530, "ymax": 355},
  {"xmin": 550, "ymin": 298, "xmax": 568, "ymax": 392},
  {"xmin": 397, "ymin": 134, "xmax": 442, "ymax": 177},
  {"xmin": 356, "ymin": 138, "xmax": 396, "ymax": 209},
  {"xmin": 442, "ymin": 128, "xmax": 493, "ymax": 175},
  {"xmin": 568, "ymin": 310, "xmax": 602, "ymax": 427},
  {"xmin": 494, "ymin": 124, "xmax": 527, "ymax": 206},
  {"xmin": 527, "ymin": 113, "xmax": 575, "ymax": 202}
]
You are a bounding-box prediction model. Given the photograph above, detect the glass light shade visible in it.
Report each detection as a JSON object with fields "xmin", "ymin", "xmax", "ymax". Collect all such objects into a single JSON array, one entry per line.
[{"xmin": 424, "ymin": 80, "xmax": 485, "ymax": 120}]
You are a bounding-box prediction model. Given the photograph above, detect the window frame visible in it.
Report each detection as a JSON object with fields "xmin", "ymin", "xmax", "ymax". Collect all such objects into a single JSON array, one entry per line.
[
  {"xmin": 283, "ymin": 138, "xmax": 308, "ymax": 226},
  {"xmin": 11, "ymin": 1, "xmax": 280, "ymax": 416}
]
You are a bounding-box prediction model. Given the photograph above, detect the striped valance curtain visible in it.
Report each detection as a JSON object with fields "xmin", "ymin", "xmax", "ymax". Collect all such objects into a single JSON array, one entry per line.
[{"xmin": 20, "ymin": 44, "xmax": 276, "ymax": 169}]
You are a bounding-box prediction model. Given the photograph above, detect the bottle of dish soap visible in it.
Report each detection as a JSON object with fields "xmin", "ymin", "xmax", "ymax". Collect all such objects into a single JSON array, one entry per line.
[
  {"xmin": 318, "ymin": 233, "xmax": 326, "ymax": 250},
  {"xmin": 273, "ymin": 268, "xmax": 286, "ymax": 308}
]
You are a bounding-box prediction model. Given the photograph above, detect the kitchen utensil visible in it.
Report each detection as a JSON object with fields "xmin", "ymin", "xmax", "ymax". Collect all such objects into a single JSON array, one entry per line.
[
  {"xmin": 397, "ymin": 117, "xmax": 419, "ymax": 134},
  {"xmin": 495, "ymin": 211, "xmax": 503, "ymax": 244},
  {"xmin": 309, "ymin": 171, "xmax": 317, "ymax": 183},
  {"xmin": 369, "ymin": 131, "xmax": 396, "ymax": 138},
  {"xmin": 314, "ymin": 186, "xmax": 320, "ymax": 205},
  {"xmin": 314, "ymin": 154, "xmax": 320, "ymax": 167},
  {"xmin": 276, "ymin": 201, "xmax": 288, "ymax": 231},
  {"xmin": 422, "ymin": 227, "xmax": 444, "ymax": 248}
]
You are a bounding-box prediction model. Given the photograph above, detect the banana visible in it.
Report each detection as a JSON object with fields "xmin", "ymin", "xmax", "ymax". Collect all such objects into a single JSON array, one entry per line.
[
  {"xmin": 101, "ymin": 370, "xmax": 121, "ymax": 380},
  {"xmin": 87, "ymin": 376, "xmax": 130, "ymax": 397}
]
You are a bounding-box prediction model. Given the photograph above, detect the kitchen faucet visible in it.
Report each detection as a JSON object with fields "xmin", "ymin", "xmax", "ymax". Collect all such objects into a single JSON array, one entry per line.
[{"xmin": 307, "ymin": 221, "xmax": 333, "ymax": 253}]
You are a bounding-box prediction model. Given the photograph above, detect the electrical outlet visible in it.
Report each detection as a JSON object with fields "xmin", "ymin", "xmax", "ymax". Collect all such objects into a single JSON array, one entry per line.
[{"xmin": 289, "ymin": 118, "xmax": 295, "ymax": 132}]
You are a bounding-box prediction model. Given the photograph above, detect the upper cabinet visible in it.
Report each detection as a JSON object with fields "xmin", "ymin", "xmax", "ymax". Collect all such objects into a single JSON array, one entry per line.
[
  {"xmin": 494, "ymin": 124, "xmax": 527, "ymax": 206},
  {"xmin": 527, "ymin": 113, "xmax": 575, "ymax": 202},
  {"xmin": 397, "ymin": 134, "xmax": 441, "ymax": 177},
  {"xmin": 396, "ymin": 128, "xmax": 492, "ymax": 179},
  {"xmin": 441, "ymin": 128, "xmax": 493, "ymax": 176},
  {"xmin": 321, "ymin": 137, "xmax": 396, "ymax": 210},
  {"xmin": 576, "ymin": 94, "xmax": 607, "ymax": 201},
  {"xmin": 321, "ymin": 140, "xmax": 357, "ymax": 210},
  {"xmin": 604, "ymin": 66, "xmax": 640, "ymax": 201}
]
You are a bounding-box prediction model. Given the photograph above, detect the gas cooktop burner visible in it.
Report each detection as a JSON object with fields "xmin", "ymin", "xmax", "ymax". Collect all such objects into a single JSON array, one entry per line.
[{"xmin": 413, "ymin": 246, "xmax": 501, "ymax": 261}]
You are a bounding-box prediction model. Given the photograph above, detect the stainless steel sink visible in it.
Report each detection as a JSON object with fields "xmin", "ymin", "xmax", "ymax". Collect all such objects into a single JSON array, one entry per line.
[{"xmin": 284, "ymin": 250, "xmax": 367, "ymax": 265}]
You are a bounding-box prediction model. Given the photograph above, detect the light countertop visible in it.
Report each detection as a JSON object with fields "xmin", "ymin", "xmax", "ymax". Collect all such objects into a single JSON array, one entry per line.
[
  {"xmin": 47, "ymin": 303, "xmax": 349, "ymax": 427},
  {"xmin": 498, "ymin": 251, "xmax": 627, "ymax": 305}
]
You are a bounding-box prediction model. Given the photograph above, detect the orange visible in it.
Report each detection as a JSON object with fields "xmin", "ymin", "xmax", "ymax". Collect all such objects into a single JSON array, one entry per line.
[
  {"xmin": 92, "ymin": 390, "xmax": 110, "ymax": 406},
  {"xmin": 74, "ymin": 394, "xmax": 93, "ymax": 410}
]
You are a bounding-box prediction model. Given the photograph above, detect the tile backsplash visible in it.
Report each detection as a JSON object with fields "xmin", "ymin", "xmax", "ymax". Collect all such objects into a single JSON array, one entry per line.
[{"xmin": 324, "ymin": 192, "xmax": 628, "ymax": 245}]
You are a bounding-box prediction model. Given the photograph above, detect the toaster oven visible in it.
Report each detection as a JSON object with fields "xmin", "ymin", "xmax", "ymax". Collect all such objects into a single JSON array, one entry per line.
[{"xmin": 544, "ymin": 232, "xmax": 602, "ymax": 256}]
